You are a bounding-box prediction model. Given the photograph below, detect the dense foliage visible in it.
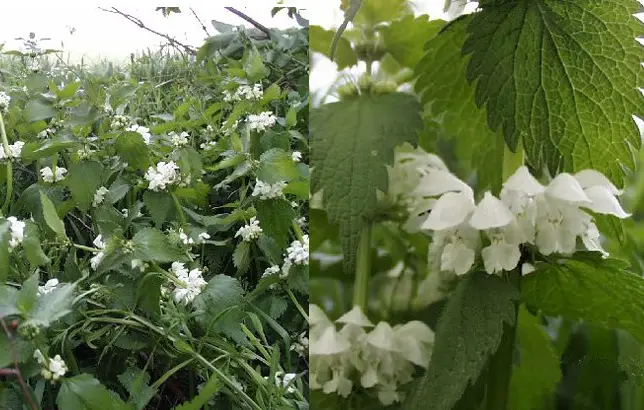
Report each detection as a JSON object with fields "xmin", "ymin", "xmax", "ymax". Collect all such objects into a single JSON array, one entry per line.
[
  {"xmin": 0, "ymin": 15, "xmax": 309, "ymax": 410},
  {"xmin": 310, "ymin": 1, "xmax": 644, "ymax": 409}
]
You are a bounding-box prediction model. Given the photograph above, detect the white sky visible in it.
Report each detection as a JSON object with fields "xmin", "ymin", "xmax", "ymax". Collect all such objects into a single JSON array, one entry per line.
[{"xmin": 1, "ymin": 1, "xmax": 308, "ymax": 62}]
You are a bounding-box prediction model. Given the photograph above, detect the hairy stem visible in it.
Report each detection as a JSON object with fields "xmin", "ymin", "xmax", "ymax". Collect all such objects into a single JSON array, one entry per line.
[
  {"xmin": 0, "ymin": 113, "xmax": 13, "ymax": 214},
  {"xmin": 353, "ymin": 225, "xmax": 372, "ymax": 311}
]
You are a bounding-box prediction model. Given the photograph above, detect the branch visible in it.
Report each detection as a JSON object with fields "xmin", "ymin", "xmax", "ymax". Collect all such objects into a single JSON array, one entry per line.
[
  {"xmin": 190, "ymin": 8, "xmax": 210, "ymax": 37},
  {"xmin": 99, "ymin": 7, "xmax": 196, "ymax": 55},
  {"xmin": 223, "ymin": 7, "xmax": 271, "ymax": 37},
  {"xmin": 0, "ymin": 318, "xmax": 37, "ymax": 410}
]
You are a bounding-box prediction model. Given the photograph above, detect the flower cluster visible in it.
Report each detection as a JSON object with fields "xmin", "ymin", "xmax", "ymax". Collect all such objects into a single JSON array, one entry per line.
[
  {"xmin": 169, "ymin": 262, "xmax": 207, "ymax": 305},
  {"xmin": 111, "ymin": 114, "xmax": 131, "ymax": 130},
  {"xmin": 34, "ymin": 350, "xmax": 68, "ymax": 382},
  {"xmin": 235, "ymin": 217, "xmax": 262, "ymax": 242},
  {"xmin": 0, "ymin": 141, "xmax": 24, "ymax": 160},
  {"xmin": 413, "ymin": 162, "xmax": 629, "ymax": 275},
  {"xmin": 223, "ymin": 84, "xmax": 263, "ymax": 102},
  {"xmin": 127, "ymin": 124, "xmax": 152, "ymax": 144},
  {"xmin": 0, "ymin": 91, "xmax": 10, "ymax": 113},
  {"xmin": 93, "ymin": 186, "xmax": 109, "ymax": 207},
  {"xmin": 145, "ymin": 161, "xmax": 179, "ymax": 191},
  {"xmin": 7, "ymin": 216, "xmax": 25, "ymax": 250},
  {"xmin": 40, "ymin": 166, "xmax": 68, "ymax": 183},
  {"xmin": 38, "ymin": 278, "xmax": 59, "ymax": 296},
  {"xmin": 169, "ymin": 131, "xmax": 190, "ymax": 147},
  {"xmin": 247, "ymin": 111, "xmax": 277, "ymax": 132},
  {"xmin": 292, "ymin": 151, "xmax": 302, "ymax": 162},
  {"xmin": 252, "ymin": 179, "xmax": 286, "ymax": 200},
  {"xmin": 310, "ymin": 305, "xmax": 434, "ymax": 405},
  {"xmin": 265, "ymin": 371, "xmax": 297, "ymax": 394}
]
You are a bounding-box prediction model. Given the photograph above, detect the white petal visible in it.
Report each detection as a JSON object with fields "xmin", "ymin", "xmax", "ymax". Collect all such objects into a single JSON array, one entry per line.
[
  {"xmin": 574, "ymin": 169, "xmax": 622, "ymax": 195},
  {"xmin": 336, "ymin": 305, "xmax": 374, "ymax": 327},
  {"xmin": 309, "ymin": 304, "xmax": 330, "ymax": 326},
  {"xmin": 481, "ymin": 241, "xmax": 520, "ymax": 274},
  {"xmin": 367, "ymin": 322, "xmax": 398, "ymax": 351},
  {"xmin": 421, "ymin": 192, "xmax": 474, "ymax": 231},
  {"xmin": 310, "ymin": 326, "xmax": 350, "ymax": 355},
  {"xmin": 521, "ymin": 263, "xmax": 536, "ymax": 276},
  {"xmin": 502, "ymin": 166, "xmax": 544, "ymax": 195},
  {"xmin": 441, "ymin": 242, "xmax": 475, "ymax": 275},
  {"xmin": 413, "ymin": 170, "xmax": 472, "ymax": 198},
  {"xmin": 581, "ymin": 224, "xmax": 609, "ymax": 257},
  {"xmin": 394, "ymin": 321, "xmax": 434, "ymax": 344},
  {"xmin": 582, "ymin": 185, "xmax": 630, "ymax": 218},
  {"xmin": 545, "ymin": 173, "xmax": 591, "ymax": 203},
  {"xmin": 469, "ymin": 191, "xmax": 514, "ymax": 230}
]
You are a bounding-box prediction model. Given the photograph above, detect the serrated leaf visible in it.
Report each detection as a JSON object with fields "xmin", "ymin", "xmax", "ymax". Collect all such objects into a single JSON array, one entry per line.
[
  {"xmin": 464, "ymin": 0, "xmax": 644, "ymax": 186},
  {"xmin": 21, "ymin": 135, "xmax": 80, "ymax": 161},
  {"xmin": 0, "ymin": 333, "xmax": 35, "ymax": 368},
  {"xmin": 57, "ymin": 374, "xmax": 128, "ymax": 410},
  {"xmin": 233, "ymin": 241, "xmax": 250, "ymax": 274},
  {"xmin": 39, "ymin": 190, "xmax": 67, "ymax": 240},
  {"xmin": 255, "ymin": 199, "xmax": 295, "ymax": 247},
  {"xmin": 194, "ymin": 275, "xmax": 245, "ymax": 330},
  {"xmin": 522, "ymin": 254, "xmax": 644, "ymax": 344},
  {"xmin": 117, "ymin": 367, "xmax": 156, "ymax": 410},
  {"xmin": 380, "ymin": 15, "xmax": 443, "ymax": 69},
  {"xmin": 143, "ymin": 191, "xmax": 174, "ymax": 227},
  {"xmin": 105, "ymin": 177, "xmax": 130, "ymax": 204},
  {"xmin": 174, "ymin": 372, "xmax": 222, "ymax": 410},
  {"xmin": 63, "ymin": 161, "xmax": 104, "ymax": 211},
  {"xmin": 311, "ymin": 92, "xmax": 422, "ymax": 271},
  {"xmin": 24, "ymin": 99, "xmax": 55, "ymax": 121},
  {"xmin": 309, "ymin": 25, "xmax": 357, "ymax": 69},
  {"xmin": 30, "ymin": 283, "xmax": 75, "ymax": 327},
  {"xmin": 404, "ymin": 272, "xmax": 519, "ymax": 410},
  {"xmin": 508, "ymin": 307, "xmax": 562, "ymax": 410},
  {"xmin": 415, "ymin": 17, "xmax": 504, "ymax": 192},
  {"xmin": 115, "ymin": 132, "xmax": 150, "ymax": 170},
  {"xmin": 257, "ymin": 149, "xmax": 299, "ymax": 183},
  {"xmin": 16, "ymin": 273, "xmax": 39, "ymax": 315},
  {"xmin": 22, "ymin": 221, "xmax": 49, "ymax": 267},
  {"xmin": 131, "ymin": 228, "xmax": 186, "ymax": 263},
  {"xmin": 257, "ymin": 235, "xmax": 283, "ymax": 264}
]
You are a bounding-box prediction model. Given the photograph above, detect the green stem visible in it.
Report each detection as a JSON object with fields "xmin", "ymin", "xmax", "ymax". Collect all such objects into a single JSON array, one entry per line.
[
  {"xmin": 353, "ymin": 225, "xmax": 372, "ymax": 311},
  {"xmin": 72, "ymin": 243, "xmax": 101, "ymax": 253},
  {"xmin": 486, "ymin": 270, "xmax": 521, "ymax": 410},
  {"xmin": 292, "ymin": 220, "xmax": 305, "ymax": 242},
  {"xmin": 286, "ymin": 288, "xmax": 308, "ymax": 322},
  {"xmin": 171, "ymin": 192, "xmax": 187, "ymax": 225},
  {"xmin": 0, "ymin": 113, "xmax": 13, "ymax": 214}
]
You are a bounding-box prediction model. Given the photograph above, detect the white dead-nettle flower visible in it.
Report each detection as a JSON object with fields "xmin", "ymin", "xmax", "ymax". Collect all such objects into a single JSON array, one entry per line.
[
  {"xmin": 37, "ymin": 128, "xmax": 54, "ymax": 139},
  {"xmin": 0, "ymin": 141, "xmax": 24, "ymax": 160},
  {"xmin": 290, "ymin": 331, "xmax": 309, "ymax": 357},
  {"xmin": 111, "ymin": 115, "xmax": 131, "ymax": 130},
  {"xmin": 200, "ymin": 140, "xmax": 217, "ymax": 151},
  {"xmin": 291, "ymin": 151, "xmax": 302, "ymax": 162},
  {"xmin": 247, "ymin": 111, "xmax": 277, "ymax": 132},
  {"xmin": 170, "ymin": 262, "xmax": 208, "ymax": 305},
  {"xmin": 286, "ymin": 235, "xmax": 309, "ymax": 266},
  {"xmin": 40, "ymin": 166, "xmax": 67, "ymax": 183},
  {"xmin": 90, "ymin": 235, "xmax": 106, "ymax": 271},
  {"xmin": 252, "ymin": 179, "xmax": 287, "ymax": 200},
  {"xmin": 126, "ymin": 124, "xmax": 151, "ymax": 144},
  {"xmin": 38, "ymin": 278, "xmax": 59, "ymax": 296},
  {"xmin": 223, "ymin": 83, "xmax": 263, "ymax": 102},
  {"xmin": 34, "ymin": 350, "xmax": 68, "ymax": 382},
  {"xmin": 235, "ymin": 217, "xmax": 262, "ymax": 242},
  {"xmin": 7, "ymin": 216, "xmax": 25, "ymax": 250},
  {"xmin": 76, "ymin": 146, "xmax": 96, "ymax": 160},
  {"xmin": 170, "ymin": 131, "xmax": 190, "ymax": 147},
  {"xmin": 262, "ymin": 265, "xmax": 280, "ymax": 278},
  {"xmin": 93, "ymin": 186, "xmax": 109, "ymax": 207},
  {"xmin": 198, "ymin": 232, "xmax": 211, "ymax": 242},
  {"xmin": 0, "ymin": 91, "xmax": 10, "ymax": 113},
  {"xmin": 268, "ymin": 371, "xmax": 297, "ymax": 394},
  {"xmin": 296, "ymin": 217, "xmax": 307, "ymax": 227},
  {"xmin": 145, "ymin": 161, "xmax": 179, "ymax": 191},
  {"xmin": 131, "ymin": 259, "xmax": 149, "ymax": 272},
  {"xmin": 178, "ymin": 228, "xmax": 195, "ymax": 245}
]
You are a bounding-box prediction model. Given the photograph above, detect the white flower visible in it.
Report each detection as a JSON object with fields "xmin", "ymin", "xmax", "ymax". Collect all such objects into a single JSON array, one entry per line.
[
  {"xmin": 178, "ymin": 228, "xmax": 195, "ymax": 245},
  {"xmin": 170, "ymin": 261, "xmax": 189, "ymax": 277},
  {"xmin": 7, "ymin": 216, "xmax": 25, "ymax": 249},
  {"xmin": 285, "ymin": 235, "xmax": 309, "ymax": 266},
  {"xmin": 40, "ymin": 166, "xmax": 67, "ymax": 183},
  {"xmin": 126, "ymin": 124, "xmax": 151, "ymax": 144},
  {"xmin": 198, "ymin": 232, "xmax": 211, "ymax": 242},
  {"xmin": 573, "ymin": 169, "xmax": 630, "ymax": 218},
  {"xmin": 172, "ymin": 266, "xmax": 207, "ymax": 305},
  {"xmin": 274, "ymin": 372, "xmax": 297, "ymax": 394},
  {"xmin": 42, "ymin": 354, "xmax": 68, "ymax": 381},
  {"xmin": 0, "ymin": 91, "xmax": 10, "ymax": 113},
  {"xmin": 263, "ymin": 265, "xmax": 280, "ymax": 278},
  {"xmin": 200, "ymin": 141, "xmax": 217, "ymax": 151},
  {"xmin": 90, "ymin": 252, "xmax": 105, "ymax": 270},
  {"xmin": 521, "ymin": 263, "xmax": 536, "ymax": 276},
  {"xmin": 92, "ymin": 186, "xmax": 109, "ymax": 207},
  {"xmin": 430, "ymin": 224, "xmax": 479, "ymax": 275},
  {"xmin": 292, "ymin": 151, "xmax": 302, "ymax": 162},
  {"xmin": 144, "ymin": 161, "xmax": 179, "ymax": 191},
  {"xmin": 0, "ymin": 141, "xmax": 24, "ymax": 160},
  {"xmin": 93, "ymin": 235, "xmax": 106, "ymax": 249},
  {"xmin": 252, "ymin": 179, "xmax": 286, "ymax": 200},
  {"xmin": 481, "ymin": 231, "xmax": 522, "ymax": 274},
  {"xmin": 235, "ymin": 217, "xmax": 262, "ymax": 242},
  {"xmin": 38, "ymin": 279, "xmax": 59, "ymax": 296},
  {"xmin": 247, "ymin": 111, "xmax": 277, "ymax": 132},
  {"xmin": 170, "ymin": 131, "xmax": 190, "ymax": 147},
  {"xmin": 131, "ymin": 259, "xmax": 149, "ymax": 272},
  {"xmin": 111, "ymin": 115, "xmax": 131, "ymax": 130},
  {"xmin": 224, "ymin": 84, "xmax": 263, "ymax": 102}
]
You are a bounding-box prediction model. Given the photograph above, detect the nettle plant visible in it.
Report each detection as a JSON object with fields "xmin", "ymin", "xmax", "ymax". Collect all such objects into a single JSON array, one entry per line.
[
  {"xmin": 0, "ymin": 21, "xmax": 309, "ymax": 410},
  {"xmin": 311, "ymin": 0, "xmax": 644, "ymax": 409}
]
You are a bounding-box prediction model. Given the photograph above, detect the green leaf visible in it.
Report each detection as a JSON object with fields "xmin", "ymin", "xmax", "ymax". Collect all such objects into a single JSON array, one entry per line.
[
  {"xmin": 22, "ymin": 221, "xmax": 49, "ymax": 267},
  {"xmin": 522, "ymin": 254, "xmax": 644, "ymax": 344},
  {"xmin": 174, "ymin": 372, "xmax": 222, "ymax": 410},
  {"xmin": 194, "ymin": 275, "xmax": 244, "ymax": 325},
  {"xmin": 257, "ymin": 149, "xmax": 299, "ymax": 183},
  {"xmin": 131, "ymin": 228, "xmax": 186, "ymax": 263},
  {"xmin": 0, "ymin": 219, "xmax": 11, "ymax": 282},
  {"xmin": 115, "ymin": 132, "xmax": 150, "ymax": 170},
  {"xmin": 508, "ymin": 307, "xmax": 561, "ymax": 410},
  {"xmin": 404, "ymin": 272, "xmax": 519, "ymax": 410},
  {"xmin": 16, "ymin": 273, "xmax": 39, "ymax": 315},
  {"xmin": 24, "ymin": 99, "xmax": 55, "ymax": 121},
  {"xmin": 309, "ymin": 25, "xmax": 357, "ymax": 69},
  {"xmin": 255, "ymin": 199, "xmax": 295, "ymax": 247},
  {"xmin": 143, "ymin": 191, "xmax": 174, "ymax": 227},
  {"xmin": 233, "ymin": 241, "xmax": 250, "ymax": 274},
  {"xmin": 30, "ymin": 283, "xmax": 75, "ymax": 327},
  {"xmin": 415, "ymin": 17, "xmax": 504, "ymax": 192},
  {"xmin": 57, "ymin": 374, "xmax": 128, "ymax": 410},
  {"xmin": 0, "ymin": 333, "xmax": 35, "ymax": 368},
  {"xmin": 39, "ymin": 190, "xmax": 67, "ymax": 240},
  {"xmin": 380, "ymin": 15, "xmax": 443, "ymax": 69},
  {"xmin": 63, "ymin": 161, "xmax": 104, "ymax": 211},
  {"xmin": 464, "ymin": 0, "xmax": 644, "ymax": 186},
  {"xmin": 105, "ymin": 177, "xmax": 130, "ymax": 204},
  {"xmin": 117, "ymin": 367, "xmax": 157, "ymax": 410},
  {"xmin": 21, "ymin": 135, "xmax": 80, "ymax": 161},
  {"xmin": 245, "ymin": 49, "xmax": 270, "ymax": 82},
  {"xmin": 311, "ymin": 92, "xmax": 422, "ymax": 271}
]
